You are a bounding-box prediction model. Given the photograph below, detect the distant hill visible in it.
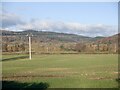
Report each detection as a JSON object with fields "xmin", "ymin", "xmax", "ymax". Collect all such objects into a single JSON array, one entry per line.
[
  {"xmin": 95, "ymin": 33, "xmax": 119, "ymax": 44},
  {"xmin": 2, "ymin": 30, "xmax": 104, "ymax": 43},
  {"xmin": 2, "ymin": 30, "xmax": 118, "ymax": 54},
  {"xmin": 2, "ymin": 30, "xmax": 119, "ymax": 45}
]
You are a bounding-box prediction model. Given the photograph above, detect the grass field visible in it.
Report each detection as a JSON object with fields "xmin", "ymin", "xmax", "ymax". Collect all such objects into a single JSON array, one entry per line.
[{"xmin": 2, "ymin": 54, "xmax": 118, "ymax": 88}]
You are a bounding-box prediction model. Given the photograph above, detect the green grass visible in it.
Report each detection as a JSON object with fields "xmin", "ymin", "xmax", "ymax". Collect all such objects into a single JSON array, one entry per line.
[{"xmin": 2, "ymin": 54, "xmax": 118, "ymax": 88}]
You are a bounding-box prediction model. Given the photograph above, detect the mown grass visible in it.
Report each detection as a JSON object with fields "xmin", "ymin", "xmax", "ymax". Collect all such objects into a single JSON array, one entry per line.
[{"xmin": 2, "ymin": 54, "xmax": 118, "ymax": 88}]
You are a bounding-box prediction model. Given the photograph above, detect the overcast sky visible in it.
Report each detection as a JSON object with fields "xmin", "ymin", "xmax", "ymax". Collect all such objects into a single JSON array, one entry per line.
[{"xmin": 1, "ymin": 2, "xmax": 118, "ymax": 37}]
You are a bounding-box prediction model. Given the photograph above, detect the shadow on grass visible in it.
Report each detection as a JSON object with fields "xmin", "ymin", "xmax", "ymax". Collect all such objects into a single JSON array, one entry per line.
[
  {"xmin": 115, "ymin": 78, "xmax": 120, "ymax": 89},
  {"xmin": 116, "ymin": 78, "xmax": 120, "ymax": 84},
  {"xmin": 2, "ymin": 56, "xmax": 29, "ymax": 61},
  {"xmin": 116, "ymin": 78, "xmax": 120, "ymax": 82},
  {"xmin": 2, "ymin": 81, "xmax": 49, "ymax": 90}
]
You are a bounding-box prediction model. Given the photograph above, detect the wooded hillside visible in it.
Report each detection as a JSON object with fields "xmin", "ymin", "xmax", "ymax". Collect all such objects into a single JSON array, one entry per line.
[{"xmin": 2, "ymin": 30, "xmax": 118, "ymax": 54}]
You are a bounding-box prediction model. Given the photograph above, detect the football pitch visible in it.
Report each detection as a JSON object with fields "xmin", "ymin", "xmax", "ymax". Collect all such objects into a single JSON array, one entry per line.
[{"xmin": 2, "ymin": 54, "xmax": 118, "ymax": 88}]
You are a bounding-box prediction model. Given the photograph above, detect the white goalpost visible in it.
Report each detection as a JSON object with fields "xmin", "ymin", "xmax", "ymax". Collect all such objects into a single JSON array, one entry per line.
[
  {"xmin": 27, "ymin": 33, "xmax": 33, "ymax": 60},
  {"xmin": 29, "ymin": 36, "xmax": 32, "ymax": 60}
]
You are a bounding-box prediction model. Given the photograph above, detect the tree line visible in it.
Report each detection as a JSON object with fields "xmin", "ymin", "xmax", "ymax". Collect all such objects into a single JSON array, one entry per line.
[{"xmin": 2, "ymin": 42, "xmax": 118, "ymax": 54}]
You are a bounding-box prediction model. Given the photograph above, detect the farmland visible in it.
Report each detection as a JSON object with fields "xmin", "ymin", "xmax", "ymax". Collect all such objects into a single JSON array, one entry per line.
[{"xmin": 2, "ymin": 54, "xmax": 118, "ymax": 88}]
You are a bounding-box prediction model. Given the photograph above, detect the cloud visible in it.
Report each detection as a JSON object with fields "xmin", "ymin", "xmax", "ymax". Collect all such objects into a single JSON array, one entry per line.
[
  {"xmin": 1, "ymin": 12, "xmax": 25, "ymax": 28},
  {"xmin": 1, "ymin": 14, "xmax": 117, "ymax": 37},
  {"xmin": 14, "ymin": 20, "xmax": 117, "ymax": 37}
]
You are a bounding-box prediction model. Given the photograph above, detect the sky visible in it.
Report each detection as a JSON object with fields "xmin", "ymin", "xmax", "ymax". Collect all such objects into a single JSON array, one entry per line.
[{"xmin": 1, "ymin": 2, "xmax": 118, "ymax": 37}]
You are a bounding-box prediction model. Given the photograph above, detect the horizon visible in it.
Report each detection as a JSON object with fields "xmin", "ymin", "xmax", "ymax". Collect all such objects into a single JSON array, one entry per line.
[
  {"xmin": 1, "ymin": 2, "xmax": 118, "ymax": 37},
  {"xmin": 2, "ymin": 29, "xmax": 117, "ymax": 38}
]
